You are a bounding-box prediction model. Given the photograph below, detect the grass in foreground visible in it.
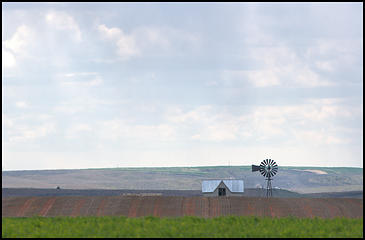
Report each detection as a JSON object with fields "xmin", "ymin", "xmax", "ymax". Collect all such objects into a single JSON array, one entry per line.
[{"xmin": 2, "ymin": 215, "xmax": 363, "ymax": 238}]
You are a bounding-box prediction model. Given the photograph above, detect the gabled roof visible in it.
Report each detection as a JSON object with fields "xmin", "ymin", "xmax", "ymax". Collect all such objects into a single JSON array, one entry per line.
[{"xmin": 202, "ymin": 179, "xmax": 244, "ymax": 193}]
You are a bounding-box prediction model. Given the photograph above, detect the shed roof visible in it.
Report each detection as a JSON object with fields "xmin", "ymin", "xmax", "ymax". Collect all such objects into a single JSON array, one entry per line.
[{"xmin": 202, "ymin": 179, "xmax": 244, "ymax": 193}]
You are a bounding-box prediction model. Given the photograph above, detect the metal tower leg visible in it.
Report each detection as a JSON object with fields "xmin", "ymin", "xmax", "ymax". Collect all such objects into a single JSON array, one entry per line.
[{"xmin": 266, "ymin": 177, "xmax": 272, "ymax": 198}]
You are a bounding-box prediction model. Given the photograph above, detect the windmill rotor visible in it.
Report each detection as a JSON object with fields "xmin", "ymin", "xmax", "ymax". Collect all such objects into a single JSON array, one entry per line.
[{"xmin": 258, "ymin": 158, "xmax": 278, "ymax": 178}]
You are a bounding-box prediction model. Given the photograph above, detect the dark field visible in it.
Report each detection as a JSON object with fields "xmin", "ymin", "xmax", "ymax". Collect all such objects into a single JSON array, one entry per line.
[
  {"xmin": 2, "ymin": 187, "xmax": 362, "ymax": 198},
  {"xmin": 2, "ymin": 195, "xmax": 362, "ymax": 218},
  {"xmin": 2, "ymin": 188, "xmax": 201, "ymax": 197}
]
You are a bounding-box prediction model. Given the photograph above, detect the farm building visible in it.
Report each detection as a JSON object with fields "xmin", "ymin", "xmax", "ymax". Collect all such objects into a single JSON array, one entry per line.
[{"xmin": 202, "ymin": 179, "xmax": 244, "ymax": 196}]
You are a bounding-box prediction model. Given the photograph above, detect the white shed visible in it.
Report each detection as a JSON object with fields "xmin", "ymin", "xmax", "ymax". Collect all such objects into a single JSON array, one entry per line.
[{"xmin": 202, "ymin": 179, "xmax": 244, "ymax": 196}]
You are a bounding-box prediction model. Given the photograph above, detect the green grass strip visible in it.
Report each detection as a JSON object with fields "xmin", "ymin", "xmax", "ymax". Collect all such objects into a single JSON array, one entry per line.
[{"xmin": 2, "ymin": 215, "xmax": 363, "ymax": 238}]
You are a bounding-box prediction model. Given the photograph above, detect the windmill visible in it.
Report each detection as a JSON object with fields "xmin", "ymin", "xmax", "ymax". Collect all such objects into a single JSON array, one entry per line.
[{"xmin": 252, "ymin": 159, "xmax": 278, "ymax": 198}]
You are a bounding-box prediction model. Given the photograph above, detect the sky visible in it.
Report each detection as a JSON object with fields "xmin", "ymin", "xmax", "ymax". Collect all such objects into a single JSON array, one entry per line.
[{"xmin": 2, "ymin": 2, "xmax": 363, "ymax": 170}]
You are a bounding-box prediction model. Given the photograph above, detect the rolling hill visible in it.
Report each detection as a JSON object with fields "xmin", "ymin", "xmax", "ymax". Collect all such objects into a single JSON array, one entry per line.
[{"xmin": 2, "ymin": 166, "xmax": 362, "ymax": 194}]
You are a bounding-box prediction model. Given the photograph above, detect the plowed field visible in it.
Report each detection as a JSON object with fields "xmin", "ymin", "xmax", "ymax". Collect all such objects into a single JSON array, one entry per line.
[{"xmin": 2, "ymin": 196, "xmax": 362, "ymax": 218}]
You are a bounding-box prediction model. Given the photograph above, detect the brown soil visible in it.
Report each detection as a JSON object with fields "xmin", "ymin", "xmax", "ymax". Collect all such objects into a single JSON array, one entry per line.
[{"xmin": 2, "ymin": 196, "xmax": 362, "ymax": 218}]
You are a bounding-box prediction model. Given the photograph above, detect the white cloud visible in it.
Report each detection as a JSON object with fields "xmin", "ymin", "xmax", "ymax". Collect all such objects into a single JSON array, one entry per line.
[
  {"xmin": 2, "ymin": 25, "xmax": 34, "ymax": 70},
  {"xmin": 60, "ymin": 72, "xmax": 103, "ymax": 87},
  {"xmin": 306, "ymin": 38, "xmax": 361, "ymax": 59},
  {"xmin": 15, "ymin": 101, "xmax": 28, "ymax": 108},
  {"xmin": 45, "ymin": 11, "xmax": 82, "ymax": 42},
  {"xmin": 315, "ymin": 60, "xmax": 335, "ymax": 72},
  {"xmin": 235, "ymin": 6, "xmax": 360, "ymax": 88},
  {"xmin": 165, "ymin": 105, "xmax": 214, "ymax": 124},
  {"xmin": 53, "ymin": 96, "xmax": 116, "ymax": 116},
  {"xmin": 193, "ymin": 123, "xmax": 239, "ymax": 141},
  {"xmin": 2, "ymin": 114, "xmax": 14, "ymax": 128},
  {"xmin": 8, "ymin": 122, "xmax": 56, "ymax": 143},
  {"xmin": 293, "ymin": 130, "xmax": 350, "ymax": 145},
  {"xmin": 88, "ymin": 77, "xmax": 103, "ymax": 86},
  {"xmin": 65, "ymin": 123, "xmax": 92, "ymax": 139},
  {"xmin": 248, "ymin": 46, "xmax": 333, "ymax": 87},
  {"xmin": 97, "ymin": 24, "xmax": 123, "ymax": 39},
  {"xmin": 163, "ymin": 98, "xmax": 359, "ymax": 144},
  {"xmin": 3, "ymin": 25, "xmax": 33, "ymax": 55},
  {"xmin": 73, "ymin": 124, "xmax": 92, "ymax": 132},
  {"xmin": 64, "ymin": 72, "xmax": 98, "ymax": 77},
  {"xmin": 2, "ymin": 49, "xmax": 16, "ymax": 68},
  {"xmin": 98, "ymin": 119, "xmax": 176, "ymax": 142},
  {"xmin": 221, "ymin": 45, "xmax": 335, "ymax": 88},
  {"xmin": 98, "ymin": 24, "xmax": 140, "ymax": 60},
  {"xmin": 53, "ymin": 104, "xmax": 85, "ymax": 115},
  {"xmin": 223, "ymin": 69, "xmax": 280, "ymax": 87},
  {"xmin": 133, "ymin": 26, "xmax": 200, "ymax": 53},
  {"xmin": 165, "ymin": 105, "xmax": 241, "ymax": 142},
  {"xmin": 136, "ymin": 27, "xmax": 171, "ymax": 49},
  {"xmin": 3, "ymin": 113, "xmax": 57, "ymax": 144},
  {"xmin": 306, "ymin": 38, "xmax": 362, "ymax": 74},
  {"xmin": 97, "ymin": 24, "xmax": 201, "ymax": 60}
]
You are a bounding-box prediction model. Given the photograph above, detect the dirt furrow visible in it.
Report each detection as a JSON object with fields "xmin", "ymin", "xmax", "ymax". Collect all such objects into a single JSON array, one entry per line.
[{"xmin": 3, "ymin": 196, "xmax": 362, "ymax": 219}]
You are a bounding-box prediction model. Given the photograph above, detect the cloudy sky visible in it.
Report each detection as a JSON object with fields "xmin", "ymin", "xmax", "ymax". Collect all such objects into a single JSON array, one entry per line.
[{"xmin": 2, "ymin": 2, "xmax": 363, "ymax": 170}]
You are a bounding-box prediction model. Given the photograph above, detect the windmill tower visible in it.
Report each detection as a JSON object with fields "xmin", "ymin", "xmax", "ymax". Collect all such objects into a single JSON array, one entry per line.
[{"xmin": 252, "ymin": 159, "xmax": 278, "ymax": 197}]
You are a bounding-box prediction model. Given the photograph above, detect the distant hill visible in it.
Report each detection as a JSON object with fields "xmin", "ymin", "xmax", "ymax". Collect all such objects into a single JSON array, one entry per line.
[{"xmin": 2, "ymin": 166, "xmax": 363, "ymax": 194}]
